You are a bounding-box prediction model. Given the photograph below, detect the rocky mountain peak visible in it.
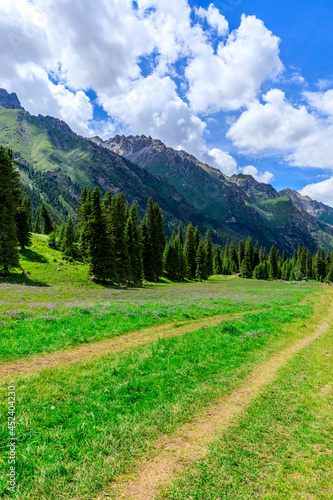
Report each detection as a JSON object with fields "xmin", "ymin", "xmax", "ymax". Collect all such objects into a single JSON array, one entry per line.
[
  {"xmin": 229, "ymin": 174, "xmax": 278, "ymax": 199},
  {"xmin": 0, "ymin": 89, "xmax": 24, "ymax": 110}
]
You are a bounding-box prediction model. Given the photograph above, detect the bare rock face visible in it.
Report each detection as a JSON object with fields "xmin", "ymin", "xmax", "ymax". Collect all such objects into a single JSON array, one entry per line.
[{"xmin": 0, "ymin": 89, "xmax": 24, "ymax": 110}]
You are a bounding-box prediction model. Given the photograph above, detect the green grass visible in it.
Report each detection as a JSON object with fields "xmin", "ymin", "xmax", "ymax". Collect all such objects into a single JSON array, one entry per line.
[
  {"xmin": 161, "ymin": 303, "xmax": 333, "ymax": 499},
  {"xmin": 0, "ymin": 236, "xmax": 319, "ymax": 362},
  {"xmin": 0, "ymin": 304, "xmax": 319, "ymax": 499}
]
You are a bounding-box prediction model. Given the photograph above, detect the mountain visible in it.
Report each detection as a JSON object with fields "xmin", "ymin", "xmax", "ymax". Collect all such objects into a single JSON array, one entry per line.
[
  {"xmin": 0, "ymin": 89, "xmax": 239, "ymax": 243},
  {"xmin": 0, "ymin": 89, "xmax": 23, "ymax": 110},
  {"xmin": 279, "ymin": 188, "xmax": 333, "ymax": 226},
  {"xmin": 91, "ymin": 134, "xmax": 333, "ymax": 252},
  {"xmin": 0, "ymin": 88, "xmax": 333, "ymax": 252}
]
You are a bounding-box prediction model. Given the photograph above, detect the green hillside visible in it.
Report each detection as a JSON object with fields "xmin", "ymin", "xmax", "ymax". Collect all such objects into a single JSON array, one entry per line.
[{"xmin": 1, "ymin": 89, "xmax": 333, "ymax": 252}]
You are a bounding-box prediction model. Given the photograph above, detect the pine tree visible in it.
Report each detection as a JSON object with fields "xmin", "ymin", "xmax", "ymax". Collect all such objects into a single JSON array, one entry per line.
[
  {"xmin": 87, "ymin": 187, "xmax": 114, "ymax": 282},
  {"xmin": 15, "ymin": 201, "xmax": 31, "ymax": 250},
  {"xmin": 152, "ymin": 201, "xmax": 165, "ymax": 278},
  {"xmin": 184, "ymin": 222, "xmax": 197, "ymax": 279},
  {"xmin": 238, "ymin": 240, "xmax": 245, "ymax": 271},
  {"xmin": 204, "ymin": 229, "xmax": 213, "ymax": 277},
  {"xmin": 194, "ymin": 226, "xmax": 200, "ymax": 253},
  {"xmin": 196, "ymin": 240, "xmax": 208, "ymax": 281},
  {"xmin": 23, "ymin": 197, "xmax": 32, "ymax": 230},
  {"xmin": 163, "ymin": 238, "xmax": 180, "ymax": 280},
  {"xmin": 314, "ymin": 250, "xmax": 326, "ymax": 281},
  {"xmin": 253, "ymin": 261, "xmax": 268, "ymax": 280},
  {"xmin": 213, "ymin": 244, "xmax": 222, "ymax": 274},
  {"xmin": 229, "ymin": 241, "xmax": 238, "ymax": 269},
  {"xmin": 268, "ymin": 245, "xmax": 278, "ymax": 279},
  {"xmin": 0, "ymin": 147, "xmax": 21, "ymax": 274},
  {"xmin": 326, "ymin": 264, "xmax": 333, "ymax": 282},
  {"xmin": 112, "ymin": 192, "xmax": 130, "ymax": 282},
  {"xmin": 33, "ymin": 209, "xmax": 41, "ymax": 234},
  {"xmin": 78, "ymin": 187, "xmax": 92, "ymax": 259},
  {"xmin": 141, "ymin": 217, "xmax": 153, "ymax": 281},
  {"xmin": 177, "ymin": 221, "xmax": 184, "ymax": 247},
  {"xmin": 141, "ymin": 197, "xmax": 165, "ymax": 281},
  {"xmin": 240, "ymin": 237, "xmax": 254, "ymax": 279},
  {"xmin": 253, "ymin": 240, "xmax": 259, "ymax": 268},
  {"xmin": 40, "ymin": 203, "xmax": 54, "ymax": 235},
  {"xmin": 61, "ymin": 216, "xmax": 76, "ymax": 258},
  {"xmin": 125, "ymin": 203, "xmax": 142, "ymax": 283}
]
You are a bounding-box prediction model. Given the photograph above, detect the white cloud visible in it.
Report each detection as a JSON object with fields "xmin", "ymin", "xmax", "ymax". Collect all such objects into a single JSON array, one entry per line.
[
  {"xmin": 186, "ymin": 14, "xmax": 283, "ymax": 114},
  {"xmin": 227, "ymin": 88, "xmax": 333, "ymax": 169},
  {"xmin": 204, "ymin": 148, "xmax": 237, "ymax": 175},
  {"xmin": 0, "ymin": 1, "xmax": 296, "ymax": 175},
  {"xmin": 98, "ymin": 74, "xmax": 206, "ymax": 150},
  {"xmin": 241, "ymin": 165, "xmax": 274, "ymax": 184},
  {"xmin": 227, "ymin": 89, "xmax": 316, "ymax": 151},
  {"xmin": 305, "ymin": 89, "xmax": 333, "ymax": 116},
  {"xmin": 13, "ymin": 63, "xmax": 94, "ymax": 136},
  {"xmin": 300, "ymin": 177, "xmax": 333, "ymax": 208},
  {"xmin": 196, "ymin": 4, "xmax": 229, "ymax": 36}
]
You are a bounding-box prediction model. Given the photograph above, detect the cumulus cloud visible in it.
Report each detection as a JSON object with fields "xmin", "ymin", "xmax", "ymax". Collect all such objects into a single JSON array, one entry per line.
[
  {"xmin": 300, "ymin": 177, "xmax": 333, "ymax": 208},
  {"xmin": 227, "ymin": 89, "xmax": 333, "ymax": 169},
  {"xmin": 241, "ymin": 165, "xmax": 274, "ymax": 184},
  {"xmin": 196, "ymin": 3, "xmax": 229, "ymax": 36},
  {"xmin": 204, "ymin": 148, "xmax": 237, "ymax": 176},
  {"xmin": 227, "ymin": 89, "xmax": 316, "ymax": 151},
  {"xmin": 186, "ymin": 14, "xmax": 283, "ymax": 114},
  {"xmin": 98, "ymin": 74, "xmax": 206, "ymax": 150},
  {"xmin": 98, "ymin": 73, "xmax": 237, "ymax": 174},
  {"xmin": 305, "ymin": 89, "xmax": 333, "ymax": 116}
]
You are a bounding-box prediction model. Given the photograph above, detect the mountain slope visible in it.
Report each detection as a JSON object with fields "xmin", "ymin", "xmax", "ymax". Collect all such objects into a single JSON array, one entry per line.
[
  {"xmin": 0, "ymin": 90, "xmax": 240, "ymax": 242},
  {"xmin": 279, "ymin": 188, "xmax": 333, "ymax": 226},
  {"xmin": 1, "ymin": 88, "xmax": 333, "ymax": 252},
  {"xmin": 91, "ymin": 134, "xmax": 333, "ymax": 252}
]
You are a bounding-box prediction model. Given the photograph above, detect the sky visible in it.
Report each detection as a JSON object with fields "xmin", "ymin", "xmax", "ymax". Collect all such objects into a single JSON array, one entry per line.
[{"xmin": 1, "ymin": 0, "xmax": 333, "ymax": 206}]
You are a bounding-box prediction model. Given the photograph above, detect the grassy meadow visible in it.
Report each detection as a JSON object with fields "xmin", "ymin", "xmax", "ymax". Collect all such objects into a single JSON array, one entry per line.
[{"xmin": 0, "ymin": 234, "xmax": 331, "ymax": 499}]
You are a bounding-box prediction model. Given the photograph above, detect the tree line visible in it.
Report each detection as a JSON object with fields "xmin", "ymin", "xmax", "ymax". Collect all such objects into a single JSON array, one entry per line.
[{"xmin": 1, "ymin": 145, "xmax": 333, "ymax": 283}]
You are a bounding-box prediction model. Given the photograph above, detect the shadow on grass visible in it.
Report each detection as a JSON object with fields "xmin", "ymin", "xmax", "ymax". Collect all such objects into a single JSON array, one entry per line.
[
  {"xmin": 21, "ymin": 249, "xmax": 49, "ymax": 263},
  {"xmin": 0, "ymin": 273, "xmax": 49, "ymax": 287}
]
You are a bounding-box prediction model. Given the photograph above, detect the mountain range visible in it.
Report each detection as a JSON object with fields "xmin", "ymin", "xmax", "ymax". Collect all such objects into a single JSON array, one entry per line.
[{"xmin": 1, "ymin": 88, "xmax": 333, "ymax": 253}]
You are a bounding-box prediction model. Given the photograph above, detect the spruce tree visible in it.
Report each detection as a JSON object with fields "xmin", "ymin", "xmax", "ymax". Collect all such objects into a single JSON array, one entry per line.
[
  {"xmin": 240, "ymin": 237, "xmax": 254, "ymax": 278},
  {"xmin": 194, "ymin": 226, "xmax": 200, "ymax": 253},
  {"xmin": 78, "ymin": 187, "xmax": 92, "ymax": 259},
  {"xmin": 141, "ymin": 217, "xmax": 154, "ymax": 281},
  {"xmin": 15, "ymin": 202, "xmax": 31, "ymax": 250},
  {"xmin": 33, "ymin": 209, "xmax": 41, "ymax": 234},
  {"xmin": 125, "ymin": 203, "xmax": 142, "ymax": 283},
  {"xmin": 196, "ymin": 240, "xmax": 208, "ymax": 281},
  {"xmin": 238, "ymin": 240, "xmax": 245, "ymax": 271},
  {"xmin": 0, "ymin": 147, "xmax": 21, "ymax": 274},
  {"xmin": 184, "ymin": 222, "xmax": 197, "ymax": 279},
  {"xmin": 23, "ymin": 197, "xmax": 32, "ymax": 230},
  {"xmin": 229, "ymin": 241, "xmax": 238, "ymax": 269},
  {"xmin": 163, "ymin": 238, "xmax": 180, "ymax": 280},
  {"xmin": 177, "ymin": 221, "xmax": 184, "ymax": 247},
  {"xmin": 112, "ymin": 193, "xmax": 130, "ymax": 281},
  {"xmin": 213, "ymin": 244, "xmax": 222, "ymax": 274},
  {"xmin": 253, "ymin": 240, "xmax": 259, "ymax": 268},
  {"xmin": 61, "ymin": 216, "xmax": 76, "ymax": 258},
  {"xmin": 87, "ymin": 187, "xmax": 114, "ymax": 282},
  {"xmin": 314, "ymin": 250, "xmax": 326, "ymax": 281},
  {"xmin": 268, "ymin": 245, "xmax": 278, "ymax": 279},
  {"xmin": 141, "ymin": 197, "xmax": 165, "ymax": 281},
  {"xmin": 40, "ymin": 203, "xmax": 54, "ymax": 235},
  {"xmin": 204, "ymin": 229, "xmax": 213, "ymax": 277}
]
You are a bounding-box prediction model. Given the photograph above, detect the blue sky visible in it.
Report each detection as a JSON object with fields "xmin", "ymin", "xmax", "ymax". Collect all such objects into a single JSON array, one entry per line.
[{"xmin": 1, "ymin": 0, "xmax": 333, "ymax": 205}]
